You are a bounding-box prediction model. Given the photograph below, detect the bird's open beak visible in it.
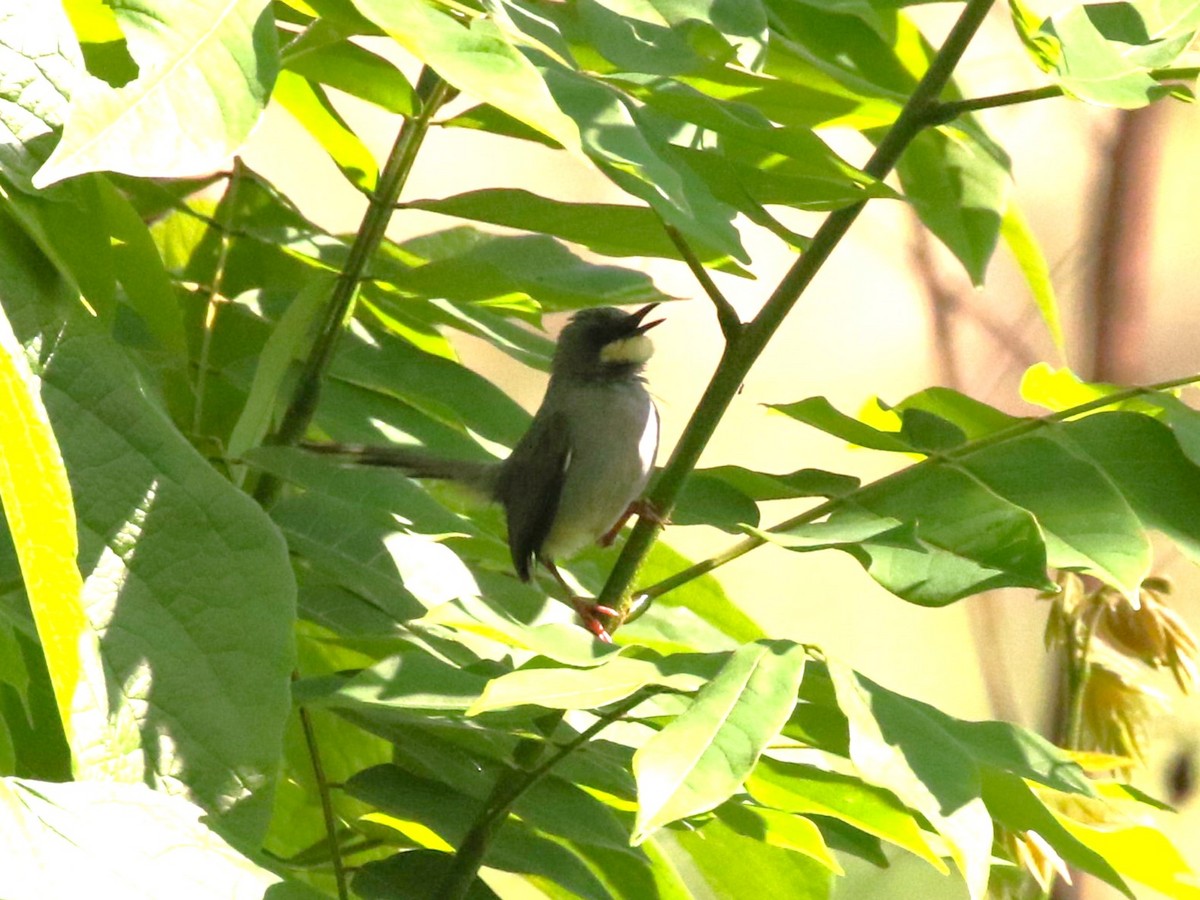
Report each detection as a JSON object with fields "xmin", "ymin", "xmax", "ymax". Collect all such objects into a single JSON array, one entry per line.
[{"xmin": 628, "ymin": 303, "xmax": 665, "ymax": 334}]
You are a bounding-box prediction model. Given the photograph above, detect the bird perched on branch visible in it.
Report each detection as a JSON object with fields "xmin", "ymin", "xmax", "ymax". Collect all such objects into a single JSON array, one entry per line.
[{"xmin": 307, "ymin": 303, "xmax": 664, "ymax": 640}]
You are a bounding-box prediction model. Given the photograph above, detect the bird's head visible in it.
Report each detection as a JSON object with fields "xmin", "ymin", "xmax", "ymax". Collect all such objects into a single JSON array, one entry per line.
[{"xmin": 551, "ymin": 303, "xmax": 664, "ymax": 381}]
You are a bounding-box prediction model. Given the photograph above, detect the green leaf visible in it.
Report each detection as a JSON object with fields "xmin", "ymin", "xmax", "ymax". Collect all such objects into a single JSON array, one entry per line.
[
  {"xmin": 1061, "ymin": 411, "xmax": 1200, "ymax": 565},
  {"xmin": 3, "ymin": 294, "xmax": 295, "ymax": 845},
  {"xmin": 305, "ymin": 650, "xmax": 493, "ymax": 715},
  {"xmin": 0, "ymin": 281, "xmax": 88, "ymax": 752},
  {"xmin": 980, "ymin": 769, "xmax": 1133, "ymax": 896},
  {"xmin": 747, "ymin": 757, "xmax": 947, "ymax": 872},
  {"xmin": 271, "ymin": 69, "xmax": 379, "ymax": 191},
  {"xmin": 347, "ymin": 767, "xmax": 615, "ymax": 899},
  {"xmin": 35, "ymin": 0, "xmax": 279, "ymax": 186},
  {"xmin": 673, "ymin": 815, "xmax": 834, "ymax": 899},
  {"xmin": 403, "ymin": 188, "xmax": 749, "ymax": 275},
  {"xmin": 282, "ymin": 35, "xmax": 415, "ymax": 115},
  {"xmin": 769, "ymin": 396, "xmax": 913, "ymax": 451},
  {"xmin": 375, "ymin": 227, "xmax": 679, "ymax": 318},
  {"xmin": 469, "ymin": 652, "xmax": 725, "ymax": 714},
  {"xmin": 353, "ymin": 850, "xmax": 500, "ymax": 900},
  {"xmin": 1034, "ymin": 1, "xmax": 1200, "ymax": 108},
  {"xmin": 0, "ymin": 1, "xmax": 79, "ymax": 190},
  {"xmin": 227, "ymin": 275, "xmax": 333, "ymax": 461},
  {"xmin": 0, "ymin": 778, "xmax": 323, "ymax": 899},
  {"xmin": 715, "ymin": 803, "xmax": 844, "ymax": 874},
  {"xmin": 828, "ymin": 661, "xmax": 993, "ymax": 900},
  {"xmin": 897, "ymin": 124, "xmax": 1010, "ymax": 286},
  {"xmin": 1000, "ymin": 201, "xmax": 1065, "ymax": 357},
  {"xmin": 349, "ymin": 0, "xmax": 583, "ymax": 152},
  {"xmin": 1044, "ymin": 786, "xmax": 1200, "ymax": 899},
  {"xmin": 632, "ymin": 640, "xmax": 805, "ymax": 842}
]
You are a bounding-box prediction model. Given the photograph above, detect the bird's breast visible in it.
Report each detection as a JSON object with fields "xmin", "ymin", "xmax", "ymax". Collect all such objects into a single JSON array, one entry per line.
[{"xmin": 541, "ymin": 383, "xmax": 659, "ymax": 560}]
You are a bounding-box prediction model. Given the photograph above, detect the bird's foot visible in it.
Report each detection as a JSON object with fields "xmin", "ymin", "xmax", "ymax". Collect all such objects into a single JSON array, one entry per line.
[
  {"xmin": 598, "ymin": 499, "xmax": 670, "ymax": 547},
  {"xmin": 571, "ymin": 597, "xmax": 621, "ymax": 643}
]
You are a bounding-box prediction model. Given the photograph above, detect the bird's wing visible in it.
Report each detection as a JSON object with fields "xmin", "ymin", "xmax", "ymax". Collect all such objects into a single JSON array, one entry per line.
[{"xmin": 496, "ymin": 409, "xmax": 572, "ymax": 581}]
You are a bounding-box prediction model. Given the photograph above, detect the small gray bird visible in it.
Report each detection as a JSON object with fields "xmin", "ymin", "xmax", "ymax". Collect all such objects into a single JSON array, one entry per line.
[{"xmin": 308, "ymin": 303, "xmax": 663, "ymax": 640}]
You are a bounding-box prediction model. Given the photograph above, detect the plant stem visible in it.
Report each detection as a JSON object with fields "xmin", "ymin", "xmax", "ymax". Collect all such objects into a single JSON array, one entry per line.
[
  {"xmin": 296, "ymin": 693, "xmax": 348, "ymax": 900},
  {"xmin": 633, "ymin": 373, "xmax": 1200, "ymax": 605},
  {"xmin": 928, "ymin": 66, "xmax": 1200, "ymax": 124},
  {"xmin": 193, "ymin": 160, "xmax": 243, "ymax": 437},
  {"xmin": 597, "ymin": 0, "xmax": 1000, "ymax": 619},
  {"xmin": 437, "ymin": 694, "xmax": 647, "ymax": 900},
  {"xmin": 253, "ymin": 68, "xmax": 452, "ymax": 506},
  {"xmin": 663, "ymin": 224, "xmax": 741, "ymax": 339}
]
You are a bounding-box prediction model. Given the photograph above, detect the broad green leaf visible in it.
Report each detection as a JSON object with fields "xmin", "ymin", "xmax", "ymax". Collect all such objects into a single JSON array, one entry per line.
[
  {"xmin": 897, "ymin": 124, "xmax": 1010, "ymax": 286},
  {"xmin": 673, "ymin": 816, "xmax": 834, "ymax": 899},
  {"xmin": 828, "ymin": 660, "xmax": 992, "ymax": 899},
  {"xmin": 769, "ymin": 396, "xmax": 913, "ymax": 452},
  {"xmin": 403, "ymin": 188, "xmax": 749, "ymax": 275},
  {"xmin": 0, "ymin": 778, "xmax": 322, "ymax": 900},
  {"xmin": 980, "ymin": 769, "xmax": 1133, "ymax": 896},
  {"xmin": 353, "ymin": 850, "xmax": 500, "ymax": 900},
  {"xmin": 538, "ymin": 64, "xmax": 749, "ymax": 259},
  {"xmin": 348, "ymin": 767, "xmax": 614, "ymax": 899},
  {"xmin": 271, "ymin": 69, "xmax": 379, "ymax": 191},
  {"xmin": 716, "ymin": 803, "xmax": 844, "ymax": 874},
  {"xmin": 349, "ymin": 0, "xmax": 583, "ymax": 153},
  {"xmin": 0, "ymin": 1, "xmax": 79, "ymax": 190},
  {"xmin": 227, "ymin": 275, "xmax": 333, "ymax": 461},
  {"xmin": 775, "ymin": 464, "xmax": 1054, "ymax": 606},
  {"xmin": 645, "ymin": 0, "xmax": 769, "ymax": 71},
  {"xmin": 1033, "ymin": 1, "xmax": 1200, "ymax": 108},
  {"xmin": 0, "ymin": 292, "xmax": 87, "ymax": 750},
  {"xmin": 747, "ymin": 757, "xmax": 946, "ymax": 871},
  {"xmin": 632, "ymin": 640, "xmax": 805, "ymax": 842},
  {"xmin": 3, "ymin": 294, "xmax": 295, "ymax": 844},
  {"xmin": 374, "ymin": 227, "xmax": 679, "ymax": 320},
  {"xmin": 1061, "ymin": 411, "xmax": 1200, "ymax": 565},
  {"xmin": 1019, "ymin": 362, "xmax": 1123, "ymax": 411},
  {"xmin": 469, "ymin": 652, "xmax": 725, "ymax": 714},
  {"xmin": 282, "ymin": 36, "xmax": 415, "ymax": 115},
  {"xmin": 1040, "ymin": 784, "xmax": 1200, "ymax": 898},
  {"xmin": 1000, "ymin": 202, "xmax": 1065, "ymax": 357},
  {"xmin": 305, "ymin": 650, "xmax": 493, "ymax": 714},
  {"xmin": 35, "ymin": 0, "xmax": 279, "ymax": 186}
]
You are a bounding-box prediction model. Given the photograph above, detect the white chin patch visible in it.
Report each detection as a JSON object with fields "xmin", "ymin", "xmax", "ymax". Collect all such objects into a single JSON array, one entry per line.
[{"xmin": 600, "ymin": 334, "xmax": 654, "ymax": 365}]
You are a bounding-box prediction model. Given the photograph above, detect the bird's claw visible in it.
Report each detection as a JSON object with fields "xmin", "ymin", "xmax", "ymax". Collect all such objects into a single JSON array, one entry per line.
[{"xmin": 571, "ymin": 597, "xmax": 621, "ymax": 643}]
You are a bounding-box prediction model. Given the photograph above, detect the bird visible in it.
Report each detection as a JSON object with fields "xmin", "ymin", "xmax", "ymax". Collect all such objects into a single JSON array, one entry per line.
[{"xmin": 306, "ymin": 303, "xmax": 664, "ymax": 641}]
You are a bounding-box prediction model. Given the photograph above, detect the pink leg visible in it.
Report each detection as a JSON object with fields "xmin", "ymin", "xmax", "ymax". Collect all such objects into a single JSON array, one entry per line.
[{"xmin": 598, "ymin": 498, "xmax": 668, "ymax": 547}]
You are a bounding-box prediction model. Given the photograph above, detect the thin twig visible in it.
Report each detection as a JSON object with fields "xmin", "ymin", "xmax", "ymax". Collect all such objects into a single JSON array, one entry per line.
[
  {"xmin": 630, "ymin": 372, "xmax": 1200, "ymax": 607},
  {"xmin": 597, "ymin": 0, "xmax": 1001, "ymax": 620},
  {"xmin": 193, "ymin": 160, "xmax": 244, "ymax": 436},
  {"xmin": 295, "ymin": 686, "xmax": 349, "ymax": 900},
  {"xmin": 662, "ymin": 224, "xmax": 741, "ymax": 339},
  {"xmin": 253, "ymin": 68, "xmax": 453, "ymax": 506},
  {"xmin": 437, "ymin": 693, "xmax": 649, "ymax": 900},
  {"xmin": 927, "ymin": 66, "xmax": 1200, "ymax": 125}
]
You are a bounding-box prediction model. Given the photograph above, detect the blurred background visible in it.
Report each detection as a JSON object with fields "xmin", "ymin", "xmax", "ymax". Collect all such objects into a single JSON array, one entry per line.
[{"xmin": 244, "ymin": 6, "xmax": 1200, "ymax": 897}]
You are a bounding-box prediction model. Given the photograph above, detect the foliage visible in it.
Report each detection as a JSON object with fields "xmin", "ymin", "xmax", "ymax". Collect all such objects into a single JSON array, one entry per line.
[{"xmin": 1, "ymin": 0, "xmax": 1200, "ymax": 898}]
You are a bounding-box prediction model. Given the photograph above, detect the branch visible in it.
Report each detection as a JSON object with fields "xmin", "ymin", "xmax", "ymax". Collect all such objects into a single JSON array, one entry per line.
[
  {"xmin": 662, "ymin": 224, "xmax": 741, "ymax": 339},
  {"xmin": 596, "ymin": 0, "xmax": 1000, "ymax": 620},
  {"xmin": 927, "ymin": 66, "xmax": 1200, "ymax": 125},
  {"xmin": 253, "ymin": 68, "xmax": 453, "ymax": 506},
  {"xmin": 295, "ymin": 679, "xmax": 349, "ymax": 900},
  {"xmin": 437, "ymin": 693, "xmax": 649, "ymax": 899},
  {"xmin": 630, "ymin": 372, "xmax": 1200, "ymax": 607}
]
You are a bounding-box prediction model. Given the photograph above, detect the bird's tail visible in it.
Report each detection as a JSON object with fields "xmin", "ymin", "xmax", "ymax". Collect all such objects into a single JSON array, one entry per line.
[{"xmin": 303, "ymin": 442, "xmax": 498, "ymax": 494}]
